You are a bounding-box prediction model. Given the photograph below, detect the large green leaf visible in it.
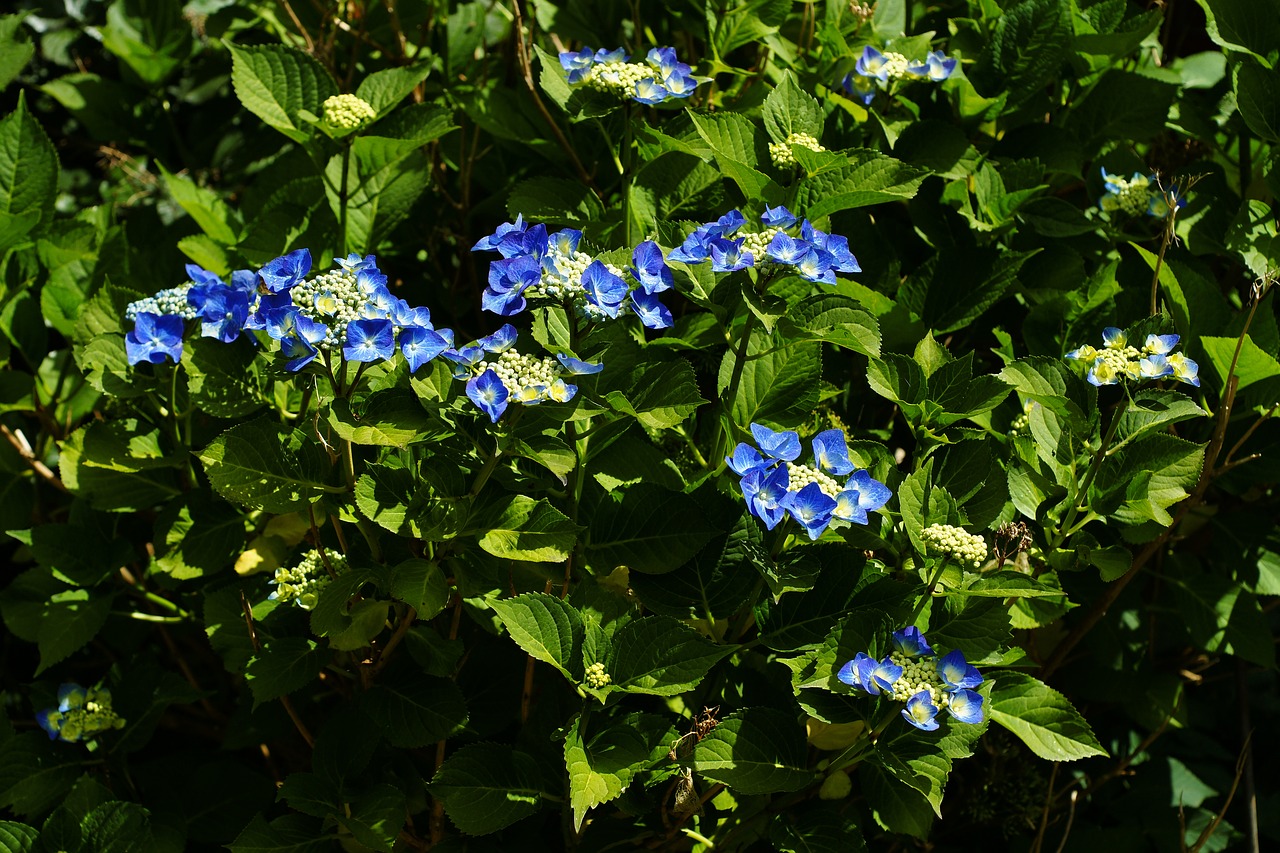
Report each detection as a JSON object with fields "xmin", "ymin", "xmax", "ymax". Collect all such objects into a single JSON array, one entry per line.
[
  {"xmin": 719, "ymin": 330, "xmax": 822, "ymax": 427},
  {"xmin": 606, "ymin": 616, "xmax": 734, "ymax": 696},
  {"xmin": 431, "ymin": 743, "xmax": 546, "ymax": 835},
  {"xmin": 159, "ymin": 164, "xmax": 240, "ymax": 244},
  {"xmin": 198, "ymin": 418, "xmax": 335, "ymax": 514},
  {"xmin": 763, "ymin": 71, "xmax": 824, "ymax": 143},
  {"xmin": 564, "ymin": 714, "xmax": 650, "ymax": 830},
  {"xmin": 100, "ymin": 0, "xmax": 192, "ymax": 86},
  {"xmin": 327, "ymin": 390, "xmax": 440, "ymax": 449},
  {"xmin": 488, "ymin": 592, "xmax": 584, "ymax": 680},
  {"xmin": 972, "ymin": 0, "xmax": 1070, "ymax": 106},
  {"xmin": 476, "ymin": 496, "xmax": 579, "ymax": 562},
  {"xmin": 357, "ymin": 62, "xmax": 432, "ymax": 116},
  {"xmin": 228, "ymin": 43, "xmax": 337, "ymax": 143},
  {"xmin": 690, "ymin": 709, "xmax": 813, "ymax": 795},
  {"xmin": 0, "ymin": 15, "xmax": 35, "ymax": 92},
  {"xmin": 1196, "ymin": 0, "xmax": 1280, "ymax": 64},
  {"xmin": 245, "ymin": 637, "xmax": 328, "ymax": 706},
  {"xmin": 0, "ymin": 92, "xmax": 57, "ymax": 248},
  {"xmin": 360, "ymin": 676, "xmax": 469, "ymax": 748},
  {"xmin": 988, "ymin": 672, "xmax": 1106, "ymax": 761},
  {"xmin": 36, "ymin": 590, "xmax": 114, "ymax": 675},
  {"xmin": 585, "ymin": 483, "xmax": 731, "ymax": 575},
  {"xmin": 792, "ymin": 149, "xmax": 927, "ymax": 217}
]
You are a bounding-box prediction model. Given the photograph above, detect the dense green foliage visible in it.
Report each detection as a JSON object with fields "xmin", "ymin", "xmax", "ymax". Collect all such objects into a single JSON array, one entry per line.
[{"xmin": 0, "ymin": 0, "xmax": 1277, "ymax": 851}]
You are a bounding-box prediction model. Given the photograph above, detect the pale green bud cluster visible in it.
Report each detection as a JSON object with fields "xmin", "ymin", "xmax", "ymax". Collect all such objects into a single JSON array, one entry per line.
[
  {"xmin": 291, "ymin": 268, "xmax": 367, "ymax": 350},
  {"xmin": 125, "ymin": 283, "xmax": 198, "ymax": 321},
  {"xmin": 876, "ymin": 52, "xmax": 913, "ymax": 80},
  {"xmin": 532, "ymin": 247, "xmax": 594, "ymax": 301},
  {"xmin": 49, "ymin": 688, "xmax": 126, "ymax": 742},
  {"xmin": 272, "ymin": 549, "xmax": 348, "ymax": 610},
  {"xmin": 768, "ymin": 132, "xmax": 825, "ymax": 168},
  {"xmin": 739, "ymin": 227, "xmax": 783, "ymax": 262},
  {"xmin": 1008, "ymin": 400, "xmax": 1034, "ymax": 436},
  {"xmin": 1099, "ymin": 173, "xmax": 1153, "ymax": 216},
  {"xmin": 787, "ymin": 462, "xmax": 842, "ymax": 499},
  {"xmin": 584, "ymin": 62, "xmax": 652, "ymax": 96},
  {"xmin": 584, "ymin": 661, "xmax": 612, "ymax": 689},
  {"xmin": 922, "ymin": 523, "xmax": 987, "ymax": 568},
  {"xmin": 888, "ymin": 651, "xmax": 949, "ymax": 707},
  {"xmin": 491, "ymin": 350, "xmax": 573, "ymax": 403},
  {"xmin": 323, "ymin": 94, "xmax": 376, "ymax": 130}
]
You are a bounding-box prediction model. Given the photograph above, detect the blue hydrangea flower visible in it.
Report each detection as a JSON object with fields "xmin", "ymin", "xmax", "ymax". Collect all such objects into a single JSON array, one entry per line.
[
  {"xmin": 871, "ymin": 659, "xmax": 904, "ymax": 693},
  {"xmin": 750, "ymin": 423, "xmax": 802, "ymax": 461},
  {"xmin": 836, "ymin": 652, "xmax": 881, "ymax": 694},
  {"xmin": 560, "ymin": 45, "xmax": 699, "ymax": 104},
  {"xmin": 400, "ymin": 326, "xmax": 452, "ymax": 373},
  {"xmin": 669, "ymin": 210, "xmax": 860, "ymax": 286},
  {"xmin": 630, "ymin": 289, "xmax": 673, "ymax": 329},
  {"xmin": 761, "ymin": 205, "xmax": 798, "ymax": 228},
  {"xmin": 630, "ymin": 241, "xmax": 673, "ymax": 293},
  {"xmin": 812, "ymin": 429, "xmax": 856, "ymax": 475},
  {"xmin": 903, "ymin": 690, "xmax": 941, "ymax": 731},
  {"xmin": 280, "ymin": 313, "xmax": 329, "ymax": 372},
  {"xmin": 191, "ymin": 285, "xmax": 250, "ymax": 343},
  {"xmin": 936, "ymin": 649, "xmax": 983, "ymax": 691},
  {"xmin": 781, "ymin": 483, "xmax": 838, "ymax": 540},
  {"xmin": 948, "ymin": 689, "xmax": 984, "ymax": 724},
  {"xmin": 740, "ymin": 464, "xmax": 790, "ymax": 530},
  {"xmin": 726, "ymin": 443, "xmax": 768, "ymax": 476},
  {"xmin": 555, "ymin": 353, "xmax": 604, "ymax": 375},
  {"xmin": 126, "ymin": 312, "xmax": 185, "ymax": 365},
  {"xmin": 259, "ymin": 248, "xmax": 312, "ymax": 293},
  {"xmin": 892, "ymin": 626, "xmax": 933, "ymax": 658},
  {"xmin": 1066, "ymin": 326, "xmax": 1200, "ymax": 388},
  {"xmin": 582, "ymin": 261, "xmax": 629, "ymax": 317},
  {"xmin": 467, "ymin": 369, "xmax": 509, "ymax": 423},
  {"xmin": 343, "ymin": 318, "xmax": 395, "ymax": 363},
  {"xmin": 843, "ymin": 44, "xmax": 958, "ymax": 104},
  {"xmin": 559, "ymin": 48, "xmax": 595, "ymax": 84},
  {"xmin": 479, "ymin": 324, "xmax": 519, "ymax": 353}
]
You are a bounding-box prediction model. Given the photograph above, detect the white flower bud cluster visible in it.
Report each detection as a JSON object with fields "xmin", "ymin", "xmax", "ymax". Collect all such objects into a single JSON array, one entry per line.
[
  {"xmin": 1008, "ymin": 412, "xmax": 1030, "ymax": 435},
  {"xmin": 738, "ymin": 227, "xmax": 783, "ymax": 262},
  {"xmin": 531, "ymin": 247, "xmax": 594, "ymax": 301},
  {"xmin": 768, "ymin": 132, "xmax": 826, "ymax": 168},
  {"xmin": 125, "ymin": 283, "xmax": 198, "ymax": 321},
  {"xmin": 877, "ymin": 52, "xmax": 913, "ymax": 79},
  {"xmin": 583, "ymin": 61, "xmax": 652, "ymax": 96},
  {"xmin": 491, "ymin": 350, "xmax": 563, "ymax": 397},
  {"xmin": 272, "ymin": 549, "xmax": 348, "ymax": 610},
  {"xmin": 787, "ymin": 463, "xmax": 842, "ymax": 499},
  {"xmin": 584, "ymin": 661, "xmax": 612, "ymax": 688},
  {"xmin": 322, "ymin": 94, "xmax": 376, "ymax": 130},
  {"xmin": 1101, "ymin": 174, "xmax": 1153, "ymax": 216},
  {"xmin": 922, "ymin": 524, "xmax": 987, "ymax": 569},
  {"xmin": 290, "ymin": 268, "xmax": 368, "ymax": 351},
  {"xmin": 887, "ymin": 651, "xmax": 948, "ymax": 707},
  {"xmin": 53, "ymin": 690, "xmax": 126, "ymax": 742}
]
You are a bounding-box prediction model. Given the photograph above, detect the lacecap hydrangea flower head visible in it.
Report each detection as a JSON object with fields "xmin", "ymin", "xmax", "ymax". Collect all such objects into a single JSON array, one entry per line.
[
  {"xmin": 124, "ymin": 251, "xmax": 455, "ymax": 375},
  {"xmin": 727, "ymin": 423, "xmax": 891, "ymax": 539},
  {"xmin": 1098, "ymin": 169, "xmax": 1185, "ymax": 218},
  {"xmin": 1066, "ymin": 327, "xmax": 1199, "ymax": 388},
  {"xmin": 443, "ymin": 324, "xmax": 603, "ymax": 423},
  {"xmin": 842, "ymin": 45, "xmax": 957, "ymax": 106},
  {"xmin": 36, "ymin": 683, "xmax": 126, "ymax": 744},
  {"xmin": 558, "ymin": 46, "xmax": 699, "ymax": 104},
  {"xmin": 668, "ymin": 207, "xmax": 860, "ymax": 284},
  {"xmin": 837, "ymin": 627, "xmax": 984, "ymax": 731},
  {"xmin": 472, "ymin": 216, "xmax": 674, "ymax": 329}
]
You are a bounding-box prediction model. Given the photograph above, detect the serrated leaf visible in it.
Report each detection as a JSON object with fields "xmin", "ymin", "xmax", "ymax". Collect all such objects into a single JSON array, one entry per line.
[
  {"xmin": 476, "ymin": 496, "xmax": 579, "ymax": 562},
  {"xmin": 564, "ymin": 715, "xmax": 649, "ymax": 830},
  {"xmin": 198, "ymin": 418, "xmax": 334, "ymax": 514},
  {"xmin": 488, "ymin": 593, "xmax": 583, "ymax": 679},
  {"xmin": 0, "ymin": 93, "xmax": 57, "ymax": 247},
  {"xmin": 0, "ymin": 820, "xmax": 38, "ymax": 852},
  {"xmin": 100, "ymin": 0, "xmax": 192, "ymax": 86},
  {"xmin": 389, "ymin": 559, "xmax": 449, "ymax": 619},
  {"xmin": 36, "ymin": 590, "xmax": 113, "ymax": 675},
  {"xmin": 690, "ymin": 709, "xmax": 813, "ymax": 795},
  {"xmin": 763, "ymin": 71, "xmax": 824, "ymax": 143},
  {"xmin": 245, "ymin": 637, "xmax": 327, "ymax": 706},
  {"xmin": 327, "ymin": 390, "xmax": 439, "ymax": 449},
  {"xmin": 183, "ymin": 337, "xmax": 267, "ymax": 418},
  {"xmin": 158, "ymin": 163, "xmax": 239, "ymax": 244},
  {"xmin": 357, "ymin": 62, "xmax": 431, "ymax": 116},
  {"xmin": 360, "ymin": 677, "xmax": 468, "ymax": 748},
  {"xmin": 988, "ymin": 671, "xmax": 1106, "ymax": 761},
  {"xmin": 228, "ymin": 43, "xmax": 337, "ymax": 143},
  {"xmin": 606, "ymin": 616, "xmax": 734, "ymax": 696},
  {"xmin": 604, "ymin": 359, "xmax": 707, "ymax": 430},
  {"xmin": 792, "ymin": 149, "xmax": 926, "ymax": 218},
  {"xmin": 431, "ymin": 743, "xmax": 546, "ymax": 835},
  {"xmin": 780, "ymin": 294, "xmax": 881, "ymax": 358},
  {"xmin": 719, "ymin": 331, "xmax": 822, "ymax": 427},
  {"xmin": 585, "ymin": 483, "xmax": 731, "ymax": 575},
  {"xmin": 0, "ymin": 15, "xmax": 35, "ymax": 93},
  {"xmin": 228, "ymin": 814, "xmax": 332, "ymax": 853}
]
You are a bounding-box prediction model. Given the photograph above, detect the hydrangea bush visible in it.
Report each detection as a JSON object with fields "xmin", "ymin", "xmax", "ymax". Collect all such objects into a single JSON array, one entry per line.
[{"xmin": 0, "ymin": 1, "xmax": 1276, "ymax": 851}]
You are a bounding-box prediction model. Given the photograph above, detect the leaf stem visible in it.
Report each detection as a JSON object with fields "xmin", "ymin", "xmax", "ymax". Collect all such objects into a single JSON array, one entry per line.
[{"xmin": 1051, "ymin": 397, "xmax": 1127, "ymax": 552}]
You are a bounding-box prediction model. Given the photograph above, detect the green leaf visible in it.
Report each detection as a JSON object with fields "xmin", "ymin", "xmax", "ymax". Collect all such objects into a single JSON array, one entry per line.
[
  {"xmin": 325, "ymin": 135, "xmax": 429, "ymax": 255},
  {"xmin": 100, "ymin": 0, "xmax": 192, "ymax": 86},
  {"xmin": 1201, "ymin": 335, "xmax": 1280, "ymax": 391},
  {"xmin": 182, "ymin": 337, "xmax": 268, "ymax": 419},
  {"xmin": 1095, "ymin": 434, "xmax": 1205, "ymax": 528},
  {"xmin": 1196, "ymin": 0, "xmax": 1280, "ymax": 64},
  {"xmin": 1168, "ymin": 570, "xmax": 1275, "ymax": 667},
  {"xmin": 770, "ymin": 803, "xmax": 867, "ymax": 853},
  {"xmin": 158, "ymin": 164, "xmax": 240, "ymax": 244},
  {"xmin": 0, "ymin": 92, "xmax": 58, "ymax": 247},
  {"xmin": 228, "ymin": 814, "xmax": 332, "ymax": 853},
  {"xmin": 564, "ymin": 715, "xmax": 650, "ymax": 831},
  {"xmin": 0, "ymin": 820, "xmax": 38, "ymax": 852},
  {"xmin": 198, "ymin": 418, "xmax": 334, "ymax": 514},
  {"xmin": 690, "ymin": 709, "xmax": 813, "ymax": 795},
  {"xmin": 861, "ymin": 762, "xmax": 934, "ymax": 837},
  {"xmin": 604, "ymin": 359, "xmax": 707, "ymax": 430},
  {"xmin": 0, "ymin": 733, "xmax": 81, "ymax": 817},
  {"xmin": 1066, "ymin": 70, "xmax": 1178, "ymax": 153},
  {"xmin": 507, "ymin": 176, "xmax": 605, "ymax": 226},
  {"xmin": 431, "ymin": 743, "xmax": 546, "ymax": 835},
  {"xmin": 780, "ymin": 294, "xmax": 882, "ymax": 358},
  {"xmin": 327, "ymin": 390, "xmax": 439, "ymax": 449},
  {"xmin": 719, "ymin": 331, "xmax": 822, "ymax": 428},
  {"xmin": 357, "ymin": 62, "xmax": 432, "ymax": 116},
  {"xmin": 972, "ymin": 0, "xmax": 1070, "ymax": 107},
  {"xmin": 792, "ymin": 149, "xmax": 927, "ymax": 218},
  {"xmin": 360, "ymin": 676, "xmax": 469, "ymax": 748},
  {"xmin": 988, "ymin": 671, "xmax": 1107, "ymax": 761},
  {"xmin": 0, "ymin": 15, "xmax": 35, "ymax": 92},
  {"xmin": 310, "ymin": 570, "xmax": 387, "ymax": 651},
  {"xmin": 245, "ymin": 637, "xmax": 328, "ymax": 706},
  {"xmin": 488, "ymin": 592, "xmax": 583, "ymax": 680},
  {"xmin": 607, "ymin": 616, "xmax": 734, "ymax": 696},
  {"xmin": 1235, "ymin": 60, "xmax": 1280, "ymax": 142},
  {"xmin": 898, "ymin": 248, "xmax": 1032, "ymax": 334},
  {"xmin": 39, "ymin": 74, "xmax": 139, "ymax": 145},
  {"xmin": 1116, "ymin": 389, "xmax": 1207, "ymax": 443},
  {"xmin": 389, "ymin": 559, "xmax": 449, "ymax": 619},
  {"xmin": 763, "ymin": 71, "xmax": 824, "ymax": 143},
  {"xmin": 36, "ymin": 590, "xmax": 113, "ymax": 675},
  {"xmin": 228, "ymin": 43, "xmax": 337, "ymax": 143},
  {"xmin": 336, "ymin": 784, "xmax": 404, "ymax": 853},
  {"xmin": 476, "ymin": 496, "xmax": 579, "ymax": 563},
  {"xmin": 945, "ymin": 571, "xmax": 1070, "ymax": 599},
  {"xmin": 585, "ymin": 483, "xmax": 731, "ymax": 575}
]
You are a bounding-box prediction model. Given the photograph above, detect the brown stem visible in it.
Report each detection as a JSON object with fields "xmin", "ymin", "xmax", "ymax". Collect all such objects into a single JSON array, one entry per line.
[
  {"xmin": 278, "ymin": 0, "xmax": 316, "ymax": 53},
  {"xmin": 371, "ymin": 605, "xmax": 417, "ymax": 675},
  {"xmin": 2, "ymin": 424, "xmax": 67, "ymax": 491},
  {"xmin": 240, "ymin": 591, "xmax": 315, "ymax": 747}
]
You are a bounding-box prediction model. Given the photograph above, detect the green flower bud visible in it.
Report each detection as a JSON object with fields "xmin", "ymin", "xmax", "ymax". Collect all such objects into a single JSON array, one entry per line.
[{"xmin": 322, "ymin": 94, "xmax": 376, "ymax": 130}]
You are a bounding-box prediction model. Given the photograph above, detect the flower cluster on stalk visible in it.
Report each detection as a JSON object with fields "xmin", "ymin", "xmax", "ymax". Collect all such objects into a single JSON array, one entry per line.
[
  {"xmin": 768, "ymin": 132, "xmax": 827, "ymax": 169},
  {"xmin": 727, "ymin": 423, "xmax": 891, "ymax": 539},
  {"xmin": 322, "ymin": 93, "xmax": 375, "ymax": 131},
  {"xmin": 124, "ymin": 251, "xmax": 454, "ymax": 375},
  {"xmin": 443, "ymin": 324, "xmax": 603, "ymax": 423},
  {"xmin": 270, "ymin": 549, "xmax": 348, "ymax": 610},
  {"xmin": 922, "ymin": 524, "xmax": 988, "ymax": 569},
  {"xmin": 842, "ymin": 45, "xmax": 957, "ymax": 105},
  {"xmin": 36, "ymin": 683, "xmax": 126, "ymax": 743},
  {"xmin": 1098, "ymin": 169, "xmax": 1184, "ymax": 218},
  {"xmin": 837, "ymin": 627, "xmax": 984, "ymax": 731},
  {"xmin": 472, "ymin": 217, "xmax": 674, "ymax": 329},
  {"xmin": 1066, "ymin": 328, "xmax": 1200, "ymax": 387},
  {"xmin": 558, "ymin": 46, "xmax": 699, "ymax": 104},
  {"xmin": 668, "ymin": 207, "xmax": 860, "ymax": 284}
]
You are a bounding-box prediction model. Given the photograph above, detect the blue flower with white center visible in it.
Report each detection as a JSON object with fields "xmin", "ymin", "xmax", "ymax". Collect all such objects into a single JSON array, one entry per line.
[
  {"xmin": 582, "ymin": 261, "xmax": 629, "ymax": 317},
  {"xmin": 594, "ymin": 47, "xmax": 628, "ymax": 63},
  {"xmin": 856, "ymin": 45, "xmax": 890, "ymax": 81},
  {"xmin": 259, "ymin": 248, "xmax": 312, "ymax": 293},
  {"xmin": 1144, "ymin": 333, "xmax": 1179, "ymax": 355},
  {"xmin": 467, "ymin": 369, "xmax": 509, "ymax": 423},
  {"xmin": 193, "ymin": 286, "xmax": 250, "ymax": 343},
  {"xmin": 709, "ymin": 238, "xmax": 752, "ymax": 272},
  {"xmin": 836, "ymin": 652, "xmax": 882, "ymax": 694},
  {"xmin": 479, "ymin": 324, "xmax": 518, "ymax": 353},
  {"xmin": 795, "ymin": 249, "xmax": 837, "ymax": 284},
  {"xmin": 1139, "ymin": 354, "xmax": 1172, "ymax": 379},
  {"xmin": 472, "ymin": 216, "xmax": 527, "ymax": 254},
  {"xmin": 845, "ymin": 44, "xmax": 958, "ymax": 103},
  {"xmin": 947, "ymin": 689, "xmax": 984, "ymax": 724},
  {"xmin": 547, "ymin": 378, "xmax": 577, "ymax": 402},
  {"xmin": 559, "ymin": 44, "xmax": 699, "ymax": 104},
  {"xmin": 668, "ymin": 225, "xmax": 717, "ymax": 263},
  {"xmin": 762, "ymin": 205, "xmax": 797, "ymax": 228},
  {"xmin": 765, "ymin": 232, "xmax": 810, "ymax": 265},
  {"xmin": 812, "ymin": 429, "xmax": 856, "ymax": 475},
  {"xmin": 1102, "ymin": 327, "xmax": 1126, "ymax": 348},
  {"xmin": 1067, "ymin": 326, "xmax": 1200, "ymax": 388},
  {"xmin": 344, "ymin": 318, "xmax": 395, "ymax": 363},
  {"xmin": 750, "ymin": 423, "xmax": 802, "ymax": 461},
  {"xmin": 740, "ymin": 465, "xmax": 790, "ymax": 529},
  {"xmin": 126, "ymin": 313, "xmax": 185, "ymax": 365},
  {"xmin": 892, "ymin": 626, "xmax": 933, "ymax": 658},
  {"xmin": 871, "ymin": 659, "xmax": 904, "ymax": 693},
  {"xmin": 633, "ymin": 78, "xmax": 670, "ymax": 104},
  {"xmin": 559, "ymin": 47, "xmax": 595, "ymax": 83},
  {"xmin": 279, "ymin": 313, "xmax": 329, "ymax": 372},
  {"xmin": 781, "ymin": 483, "xmax": 838, "ymax": 539},
  {"xmin": 630, "ymin": 241, "xmax": 673, "ymax": 293},
  {"xmin": 831, "ymin": 469, "xmax": 893, "ymax": 525},
  {"xmin": 664, "ymin": 73, "xmax": 698, "ymax": 97},
  {"xmin": 336, "ymin": 252, "xmax": 377, "ymax": 272},
  {"xmin": 185, "ymin": 263, "xmax": 224, "ymax": 289},
  {"xmin": 1168, "ymin": 352, "xmax": 1200, "ymax": 387},
  {"xmin": 630, "ymin": 289, "xmax": 673, "ymax": 329},
  {"xmin": 400, "ymin": 326, "xmax": 451, "ymax": 373},
  {"xmin": 555, "ymin": 353, "xmax": 604, "ymax": 375},
  {"xmin": 936, "ymin": 649, "xmax": 983, "ymax": 691},
  {"xmin": 726, "ymin": 443, "xmax": 768, "ymax": 476},
  {"xmin": 842, "ymin": 71, "xmax": 877, "ymax": 105},
  {"xmin": 908, "ymin": 51, "xmax": 958, "ymax": 82},
  {"xmin": 903, "ymin": 690, "xmax": 941, "ymax": 731}
]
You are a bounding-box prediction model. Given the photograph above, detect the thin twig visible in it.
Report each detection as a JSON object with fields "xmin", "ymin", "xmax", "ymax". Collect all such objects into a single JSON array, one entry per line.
[
  {"xmin": 1237, "ymin": 661, "xmax": 1260, "ymax": 853},
  {"xmin": 1031, "ymin": 762, "xmax": 1061, "ymax": 853},
  {"xmin": 240, "ymin": 591, "xmax": 315, "ymax": 748},
  {"xmin": 278, "ymin": 0, "xmax": 316, "ymax": 53},
  {"xmin": 1188, "ymin": 732, "xmax": 1252, "ymax": 853},
  {"xmin": 1, "ymin": 424, "xmax": 67, "ymax": 491},
  {"xmin": 1053, "ymin": 791, "xmax": 1079, "ymax": 853},
  {"xmin": 372, "ymin": 605, "xmax": 417, "ymax": 674}
]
